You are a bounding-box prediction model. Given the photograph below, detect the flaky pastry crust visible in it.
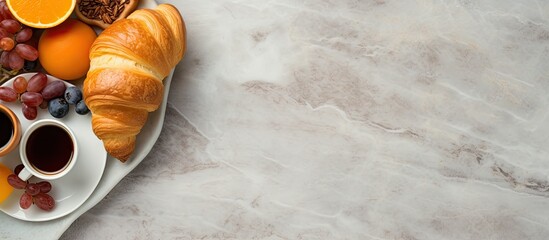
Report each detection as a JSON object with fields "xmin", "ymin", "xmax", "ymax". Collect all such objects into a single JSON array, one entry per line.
[{"xmin": 83, "ymin": 4, "xmax": 186, "ymax": 162}]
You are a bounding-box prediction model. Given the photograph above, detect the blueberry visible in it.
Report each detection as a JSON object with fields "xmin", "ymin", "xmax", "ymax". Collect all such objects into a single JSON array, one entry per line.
[
  {"xmin": 75, "ymin": 100, "xmax": 89, "ymax": 115},
  {"xmin": 64, "ymin": 87, "xmax": 82, "ymax": 105},
  {"xmin": 48, "ymin": 97, "xmax": 69, "ymax": 118}
]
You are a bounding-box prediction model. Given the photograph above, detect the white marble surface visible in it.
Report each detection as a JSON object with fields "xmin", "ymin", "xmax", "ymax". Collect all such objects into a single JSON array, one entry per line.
[{"xmin": 51, "ymin": 0, "xmax": 549, "ymax": 239}]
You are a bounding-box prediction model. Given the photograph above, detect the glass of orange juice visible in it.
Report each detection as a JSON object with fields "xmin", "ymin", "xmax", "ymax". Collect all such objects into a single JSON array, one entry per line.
[{"xmin": 0, "ymin": 162, "xmax": 14, "ymax": 204}]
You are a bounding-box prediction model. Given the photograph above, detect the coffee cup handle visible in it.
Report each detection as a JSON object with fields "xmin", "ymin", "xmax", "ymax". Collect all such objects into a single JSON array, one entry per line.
[{"xmin": 17, "ymin": 167, "xmax": 32, "ymax": 181}]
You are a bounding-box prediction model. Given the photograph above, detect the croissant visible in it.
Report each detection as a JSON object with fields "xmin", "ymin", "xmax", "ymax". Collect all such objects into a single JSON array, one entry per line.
[{"xmin": 83, "ymin": 4, "xmax": 186, "ymax": 162}]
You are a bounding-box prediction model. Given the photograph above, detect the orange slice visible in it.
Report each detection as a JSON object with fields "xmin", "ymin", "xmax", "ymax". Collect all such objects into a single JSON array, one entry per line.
[
  {"xmin": 6, "ymin": 0, "xmax": 76, "ymax": 28},
  {"xmin": 0, "ymin": 163, "xmax": 13, "ymax": 204}
]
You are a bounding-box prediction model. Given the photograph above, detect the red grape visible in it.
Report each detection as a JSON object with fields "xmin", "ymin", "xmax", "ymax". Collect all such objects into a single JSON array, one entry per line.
[
  {"xmin": 26, "ymin": 72, "xmax": 47, "ymax": 92},
  {"xmin": 0, "ymin": 28, "xmax": 10, "ymax": 39},
  {"xmin": 36, "ymin": 181, "xmax": 52, "ymax": 193},
  {"xmin": 21, "ymin": 92, "xmax": 43, "ymax": 107},
  {"xmin": 41, "ymin": 81, "xmax": 66, "ymax": 100},
  {"xmin": 0, "ymin": 19, "xmax": 20, "ymax": 33},
  {"xmin": 0, "ymin": 37, "xmax": 13, "ymax": 51},
  {"xmin": 7, "ymin": 174, "xmax": 26, "ymax": 189},
  {"xmin": 22, "ymin": 103, "xmax": 37, "ymax": 120},
  {"xmin": 14, "ymin": 43, "xmax": 38, "ymax": 61},
  {"xmin": 0, "ymin": 3, "xmax": 14, "ymax": 20},
  {"xmin": 19, "ymin": 193, "xmax": 32, "ymax": 209},
  {"xmin": 34, "ymin": 193, "xmax": 55, "ymax": 211},
  {"xmin": 12, "ymin": 76, "xmax": 27, "ymax": 93},
  {"xmin": 25, "ymin": 183, "xmax": 40, "ymax": 196},
  {"xmin": 15, "ymin": 27, "xmax": 32, "ymax": 42},
  {"xmin": 8, "ymin": 50, "xmax": 23, "ymax": 70},
  {"xmin": 0, "ymin": 50, "xmax": 8, "ymax": 67},
  {"xmin": 0, "ymin": 86, "xmax": 16, "ymax": 102}
]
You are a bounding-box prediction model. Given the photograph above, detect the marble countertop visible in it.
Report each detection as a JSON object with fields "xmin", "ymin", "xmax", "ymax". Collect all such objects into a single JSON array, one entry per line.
[{"xmin": 54, "ymin": 0, "xmax": 549, "ymax": 239}]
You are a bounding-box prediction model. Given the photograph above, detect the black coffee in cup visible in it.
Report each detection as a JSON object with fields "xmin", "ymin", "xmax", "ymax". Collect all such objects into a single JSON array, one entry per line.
[
  {"xmin": 0, "ymin": 110, "xmax": 13, "ymax": 148},
  {"xmin": 25, "ymin": 125, "xmax": 74, "ymax": 174}
]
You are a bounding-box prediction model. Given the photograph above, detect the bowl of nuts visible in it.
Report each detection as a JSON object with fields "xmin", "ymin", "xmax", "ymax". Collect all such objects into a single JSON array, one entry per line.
[{"xmin": 74, "ymin": 0, "xmax": 139, "ymax": 29}]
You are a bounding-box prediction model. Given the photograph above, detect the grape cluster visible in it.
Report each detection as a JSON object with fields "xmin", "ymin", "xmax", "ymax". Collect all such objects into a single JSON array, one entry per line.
[
  {"xmin": 0, "ymin": 72, "xmax": 88, "ymax": 120},
  {"xmin": 0, "ymin": 0, "xmax": 38, "ymax": 72},
  {"xmin": 7, "ymin": 164, "xmax": 55, "ymax": 211}
]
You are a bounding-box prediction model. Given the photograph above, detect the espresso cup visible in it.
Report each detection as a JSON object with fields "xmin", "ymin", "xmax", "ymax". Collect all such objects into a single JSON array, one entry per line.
[
  {"xmin": 17, "ymin": 119, "xmax": 78, "ymax": 181},
  {"xmin": 0, "ymin": 104, "xmax": 21, "ymax": 157}
]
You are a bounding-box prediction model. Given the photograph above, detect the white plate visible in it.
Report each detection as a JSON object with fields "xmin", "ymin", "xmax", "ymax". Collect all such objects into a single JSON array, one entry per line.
[
  {"xmin": 0, "ymin": 73, "xmax": 107, "ymax": 221},
  {"xmin": 0, "ymin": 0, "xmax": 168, "ymax": 237}
]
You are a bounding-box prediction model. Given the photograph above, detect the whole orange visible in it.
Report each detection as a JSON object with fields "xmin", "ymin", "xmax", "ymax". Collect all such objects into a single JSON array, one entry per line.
[{"xmin": 38, "ymin": 18, "xmax": 97, "ymax": 80}]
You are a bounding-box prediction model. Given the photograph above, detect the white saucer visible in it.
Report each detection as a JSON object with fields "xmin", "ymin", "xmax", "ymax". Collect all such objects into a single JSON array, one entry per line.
[{"xmin": 0, "ymin": 73, "xmax": 106, "ymax": 222}]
